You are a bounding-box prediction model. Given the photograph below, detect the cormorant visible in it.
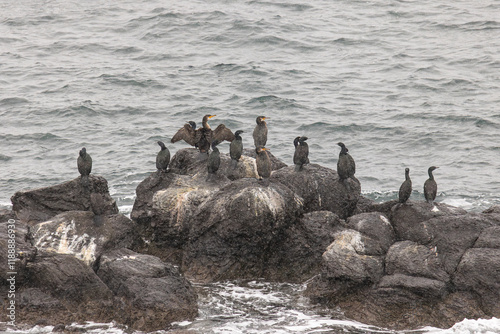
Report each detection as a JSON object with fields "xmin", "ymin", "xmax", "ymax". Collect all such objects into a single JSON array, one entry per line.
[
  {"xmin": 424, "ymin": 166, "xmax": 439, "ymax": 204},
  {"xmin": 398, "ymin": 168, "xmax": 412, "ymax": 204},
  {"xmin": 156, "ymin": 141, "xmax": 170, "ymax": 172},
  {"xmin": 293, "ymin": 136, "xmax": 309, "ymax": 172},
  {"xmin": 253, "ymin": 116, "xmax": 268, "ymax": 148},
  {"xmin": 77, "ymin": 147, "xmax": 92, "ymax": 176},
  {"xmin": 230, "ymin": 130, "xmax": 244, "ymax": 169},
  {"xmin": 24, "ymin": 226, "xmax": 34, "ymax": 246},
  {"xmin": 171, "ymin": 115, "xmax": 234, "ymax": 153},
  {"xmin": 207, "ymin": 140, "xmax": 221, "ymax": 180},
  {"xmin": 337, "ymin": 142, "xmax": 355, "ymax": 180},
  {"xmin": 256, "ymin": 146, "xmax": 271, "ymax": 179}
]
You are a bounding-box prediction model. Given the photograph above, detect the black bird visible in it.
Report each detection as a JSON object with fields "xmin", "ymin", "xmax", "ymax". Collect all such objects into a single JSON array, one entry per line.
[
  {"xmin": 424, "ymin": 166, "xmax": 439, "ymax": 204},
  {"xmin": 398, "ymin": 168, "xmax": 412, "ymax": 204},
  {"xmin": 24, "ymin": 226, "xmax": 34, "ymax": 246},
  {"xmin": 77, "ymin": 147, "xmax": 92, "ymax": 176},
  {"xmin": 207, "ymin": 140, "xmax": 221, "ymax": 180},
  {"xmin": 230, "ymin": 130, "xmax": 244, "ymax": 168},
  {"xmin": 337, "ymin": 142, "xmax": 355, "ymax": 180},
  {"xmin": 255, "ymin": 146, "xmax": 271, "ymax": 179},
  {"xmin": 77, "ymin": 147, "xmax": 92, "ymax": 188},
  {"xmin": 171, "ymin": 115, "xmax": 235, "ymax": 153},
  {"xmin": 253, "ymin": 116, "xmax": 268, "ymax": 148},
  {"xmin": 156, "ymin": 141, "xmax": 170, "ymax": 172},
  {"xmin": 293, "ymin": 136, "xmax": 309, "ymax": 172}
]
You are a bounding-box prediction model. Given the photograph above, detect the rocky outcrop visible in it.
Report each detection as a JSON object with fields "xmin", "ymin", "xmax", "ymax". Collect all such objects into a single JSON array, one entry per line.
[
  {"xmin": 271, "ymin": 164, "xmax": 361, "ymax": 218},
  {"xmin": 96, "ymin": 248, "xmax": 198, "ymax": 331},
  {"xmin": 1, "ymin": 174, "xmax": 198, "ymax": 332},
  {"xmin": 131, "ymin": 149, "xmax": 361, "ymax": 282},
  {"xmin": 11, "ymin": 175, "xmax": 118, "ymax": 224},
  {"xmin": 5, "ymin": 148, "xmax": 500, "ymax": 332},
  {"xmin": 32, "ymin": 211, "xmax": 136, "ymax": 266},
  {"xmin": 266, "ymin": 211, "xmax": 344, "ymax": 282},
  {"xmin": 306, "ymin": 203, "xmax": 500, "ymax": 330}
]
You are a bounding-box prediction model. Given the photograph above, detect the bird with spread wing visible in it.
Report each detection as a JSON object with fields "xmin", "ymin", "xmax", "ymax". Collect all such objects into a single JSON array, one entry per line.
[{"xmin": 171, "ymin": 115, "xmax": 235, "ymax": 153}]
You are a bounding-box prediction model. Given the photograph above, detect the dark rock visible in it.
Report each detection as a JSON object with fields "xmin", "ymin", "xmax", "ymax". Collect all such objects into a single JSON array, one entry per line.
[
  {"xmin": 0, "ymin": 220, "xmax": 37, "ymax": 286},
  {"xmin": 483, "ymin": 205, "xmax": 500, "ymax": 214},
  {"xmin": 453, "ymin": 248, "xmax": 500, "ymax": 315},
  {"xmin": 32, "ymin": 211, "xmax": 136, "ymax": 267},
  {"xmin": 97, "ymin": 248, "xmax": 198, "ymax": 332},
  {"xmin": 354, "ymin": 197, "xmax": 399, "ymax": 217},
  {"xmin": 270, "ymin": 164, "xmax": 361, "ymax": 219},
  {"xmin": 169, "ymin": 148, "xmax": 260, "ymax": 180},
  {"xmin": 306, "ymin": 203, "xmax": 500, "ymax": 330},
  {"xmin": 11, "ymin": 175, "xmax": 118, "ymax": 224},
  {"xmin": 345, "ymin": 212, "xmax": 395, "ymax": 255},
  {"xmin": 0, "ymin": 209, "xmax": 15, "ymax": 222},
  {"xmin": 26, "ymin": 253, "xmax": 114, "ymax": 307},
  {"xmin": 52, "ymin": 324, "xmax": 66, "ymax": 332},
  {"xmin": 3, "ymin": 252, "xmax": 116, "ymax": 326},
  {"xmin": 421, "ymin": 213, "xmax": 500, "ymax": 275},
  {"xmin": 377, "ymin": 274, "xmax": 447, "ymax": 298},
  {"xmin": 322, "ymin": 229, "xmax": 384, "ymax": 283},
  {"xmin": 266, "ymin": 211, "xmax": 344, "ymax": 282},
  {"xmin": 390, "ymin": 201, "xmax": 467, "ymax": 241},
  {"xmin": 130, "ymin": 171, "xmax": 176, "ymax": 224},
  {"xmin": 15, "ymin": 288, "xmax": 71, "ymax": 325},
  {"xmin": 179, "ymin": 179, "xmax": 303, "ymax": 281},
  {"xmin": 242, "ymin": 147, "xmax": 287, "ymax": 171},
  {"xmin": 474, "ymin": 226, "xmax": 500, "ymax": 248},
  {"xmin": 385, "ymin": 241, "xmax": 449, "ymax": 282},
  {"xmin": 135, "ymin": 173, "xmax": 303, "ymax": 282}
]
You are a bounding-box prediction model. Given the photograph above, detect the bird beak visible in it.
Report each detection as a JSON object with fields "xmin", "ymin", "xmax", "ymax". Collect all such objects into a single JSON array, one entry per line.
[
  {"xmin": 263, "ymin": 147, "xmax": 270, "ymax": 151},
  {"xmin": 209, "ymin": 115, "xmax": 216, "ymax": 118}
]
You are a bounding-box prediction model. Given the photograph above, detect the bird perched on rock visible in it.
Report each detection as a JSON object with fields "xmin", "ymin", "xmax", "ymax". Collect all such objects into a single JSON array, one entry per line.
[
  {"xmin": 253, "ymin": 116, "xmax": 268, "ymax": 148},
  {"xmin": 171, "ymin": 115, "xmax": 234, "ymax": 154},
  {"xmin": 256, "ymin": 146, "xmax": 271, "ymax": 180},
  {"xmin": 77, "ymin": 147, "xmax": 92, "ymax": 176},
  {"xmin": 156, "ymin": 141, "xmax": 170, "ymax": 172},
  {"xmin": 207, "ymin": 140, "xmax": 221, "ymax": 181},
  {"xmin": 77, "ymin": 147, "xmax": 92, "ymax": 187},
  {"xmin": 293, "ymin": 136, "xmax": 309, "ymax": 172},
  {"xmin": 24, "ymin": 226, "xmax": 34, "ymax": 246},
  {"xmin": 230, "ymin": 130, "xmax": 244, "ymax": 169},
  {"xmin": 424, "ymin": 166, "xmax": 439, "ymax": 204},
  {"xmin": 337, "ymin": 142, "xmax": 355, "ymax": 180},
  {"xmin": 398, "ymin": 168, "xmax": 412, "ymax": 204}
]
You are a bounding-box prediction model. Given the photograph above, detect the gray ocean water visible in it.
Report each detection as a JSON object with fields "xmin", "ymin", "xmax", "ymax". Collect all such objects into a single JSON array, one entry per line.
[{"xmin": 1, "ymin": 0, "xmax": 500, "ymax": 333}]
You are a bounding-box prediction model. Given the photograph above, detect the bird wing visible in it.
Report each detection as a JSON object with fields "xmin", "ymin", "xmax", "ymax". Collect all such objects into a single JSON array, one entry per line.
[
  {"xmin": 212, "ymin": 124, "xmax": 235, "ymax": 142},
  {"xmin": 171, "ymin": 123, "xmax": 197, "ymax": 146}
]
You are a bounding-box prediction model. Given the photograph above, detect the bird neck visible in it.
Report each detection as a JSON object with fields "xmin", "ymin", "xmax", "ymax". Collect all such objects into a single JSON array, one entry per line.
[
  {"xmin": 203, "ymin": 119, "xmax": 211, "ymax": 130},
  {"xmin": 428, "ymin": 170, "xmax": 434, "ymax": 180}
]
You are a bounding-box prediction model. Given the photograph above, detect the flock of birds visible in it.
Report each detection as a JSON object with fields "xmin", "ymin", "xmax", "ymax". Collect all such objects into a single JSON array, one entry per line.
[{"xmin": 76, "ymin": 115, "xmax": 439, "ymax": 204}]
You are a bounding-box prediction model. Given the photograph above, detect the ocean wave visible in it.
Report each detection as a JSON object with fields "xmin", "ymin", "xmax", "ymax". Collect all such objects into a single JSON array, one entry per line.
[
  {"xmin": 98, "ymin": 74, "xmax": 166, "ymax": 89},
  {"xmin": 0, "ymin": 97, "xmax": 29, "ymax": 106},
  {"xmin": 0, "ymin": 154, "xmax": 12, "ymax": 161},
  {"xmin": 248, "ymin": 1, "xmax": 313, "ymax": 11},
  {"xmin": 245, "ymin": 95, "xmax": 306, "ymax": 110}
]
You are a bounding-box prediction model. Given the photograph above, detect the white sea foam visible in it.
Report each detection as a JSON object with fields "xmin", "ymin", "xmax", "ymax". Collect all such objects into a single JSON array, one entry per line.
[{"xmin": 425, "ymin": 318, "xmax": 500, "ymax": 334}]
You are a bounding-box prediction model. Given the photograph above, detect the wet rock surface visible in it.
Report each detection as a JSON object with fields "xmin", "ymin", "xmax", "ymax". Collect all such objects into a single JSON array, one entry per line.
[
  {"xmin": 1, "ymin": 174, "xmax": 197, "ymax": 332},
  {"xmin": 132, "ymin": 149, "xmax": 360, "ymax": 282},
  {"xmin": 97, "ymin": 248, "xmax": 198, "ymax": 331},
  {"xmin": 306, "ymin": 202, "xmax": 500, "ymax": 330},
  {"xmin": 11, "ymin": 175, "xmax": 118, "ymax": 224}
]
